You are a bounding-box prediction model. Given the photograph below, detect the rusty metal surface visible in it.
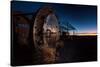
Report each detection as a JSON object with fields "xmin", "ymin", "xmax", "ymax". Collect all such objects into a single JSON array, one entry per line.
[
  {"xmin": 33, "ymin": 7, "xmax": 62, "ymax": 63},
  {"xmin": 12, "ymin": 7, "xmax": 63, "ymax": 64}
]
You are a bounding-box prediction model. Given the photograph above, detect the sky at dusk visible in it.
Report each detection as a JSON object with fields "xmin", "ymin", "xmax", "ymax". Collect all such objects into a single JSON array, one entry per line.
[{"xmin": 11, "ymin": 1, "xmax": 97, "ymax": 34}]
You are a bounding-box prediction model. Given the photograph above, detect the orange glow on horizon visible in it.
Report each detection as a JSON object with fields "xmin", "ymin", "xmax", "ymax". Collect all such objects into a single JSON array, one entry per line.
[{"xmin": 76, "ymin": 33, "xmax": 97, "ymax": 36}]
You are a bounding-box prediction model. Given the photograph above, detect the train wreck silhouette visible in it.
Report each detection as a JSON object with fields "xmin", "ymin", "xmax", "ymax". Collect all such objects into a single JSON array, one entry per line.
[{"xmin": 12, "ymin": 6, "xmax": 77, "ymax": 64}]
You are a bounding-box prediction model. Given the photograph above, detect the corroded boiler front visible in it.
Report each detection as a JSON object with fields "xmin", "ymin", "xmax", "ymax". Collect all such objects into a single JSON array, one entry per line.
[{"xmin": 33, "ymin": 7, "xmax": 60, "ymax": 63}]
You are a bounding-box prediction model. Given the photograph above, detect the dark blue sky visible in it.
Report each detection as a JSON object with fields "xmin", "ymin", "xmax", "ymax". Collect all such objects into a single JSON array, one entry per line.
[{"xmin": 11, "ymin": 1, "xmax": 97, "ymax": 34}]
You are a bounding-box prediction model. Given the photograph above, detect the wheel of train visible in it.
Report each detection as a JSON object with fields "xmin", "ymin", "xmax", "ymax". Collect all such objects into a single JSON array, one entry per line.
[{"xmin": 33, "ymin": 6, "xmax": 60, "ymax": 50}]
